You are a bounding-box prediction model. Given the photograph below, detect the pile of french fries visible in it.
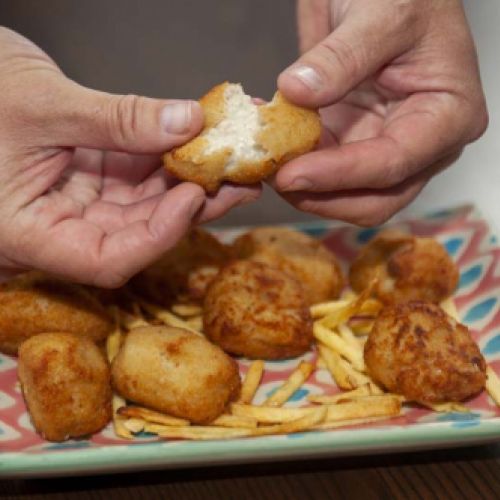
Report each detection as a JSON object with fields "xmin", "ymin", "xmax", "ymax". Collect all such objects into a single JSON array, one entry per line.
[{"xmin": 106, "ymin": 291, "xmax": 500, "ymax": 441}]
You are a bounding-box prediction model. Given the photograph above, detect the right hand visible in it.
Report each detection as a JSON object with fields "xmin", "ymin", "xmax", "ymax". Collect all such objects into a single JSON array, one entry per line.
[{"xmin": 0, "ymin": 28, "xmax": 260, "ymax": 287}]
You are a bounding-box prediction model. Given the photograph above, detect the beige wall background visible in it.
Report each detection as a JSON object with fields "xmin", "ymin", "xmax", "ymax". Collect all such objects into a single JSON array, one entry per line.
[{"xmin": 2, "ymin": 0, "xmax": 499, "ymax": 227}]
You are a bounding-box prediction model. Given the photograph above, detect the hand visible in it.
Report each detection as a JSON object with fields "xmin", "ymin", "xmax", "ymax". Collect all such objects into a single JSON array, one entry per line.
[
  {"xmin": 0, "ymin": 28, "xmax": 260, "ymax": 287},
  {"xmin": 274, "ymin": 0, "xmax": 487, "ymax": 226}
]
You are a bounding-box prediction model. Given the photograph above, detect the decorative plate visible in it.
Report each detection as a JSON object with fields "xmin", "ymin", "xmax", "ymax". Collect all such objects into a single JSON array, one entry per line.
[{"xmin": 1, "ymin": 204, "xmax": 499, "ymax": 478}]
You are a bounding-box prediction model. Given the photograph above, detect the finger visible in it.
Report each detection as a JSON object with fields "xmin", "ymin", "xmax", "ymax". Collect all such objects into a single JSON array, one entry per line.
[
  {"xmin": 280, "ymin": 155, "xmax": 454, "ymax": 226},
  {"xmin": 275, "ymin": 94, "xmax": 465, "ymax": 193},
  {"xmin": 34, "ymin": 77, "xmax": 204, "ymax": 153},
  {"xmin": 196, "ymin": 183, "xmax": 262, "ymax": 224},
  {"xmin": 278, "ymin": 2, "xmax": 419, "ymax": 107},
  {"xmin": 28, "ymin": 183, "xmax": 206, "ymax": 287},
  {"xmin": 296, "ymin": 0, "xmax": 331, "ymax": 53}
]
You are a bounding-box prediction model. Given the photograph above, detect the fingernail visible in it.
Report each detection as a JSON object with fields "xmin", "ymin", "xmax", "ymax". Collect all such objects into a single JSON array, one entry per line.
[
  {"xmin": 281, "ymin": 177, "xmax": 313, "ymax": 192},
  {"xmin": 161, "ymin": 101, "xmax": 194, "ymax": 134},
  {"xmin": 287, "ymin": 65, "xmax": 323, "ymax": 91}
]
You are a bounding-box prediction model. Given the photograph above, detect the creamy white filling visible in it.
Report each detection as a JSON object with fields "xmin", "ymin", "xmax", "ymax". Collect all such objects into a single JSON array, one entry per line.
[{"xmin": 204, "ymin": 84, "xmax": 267, "ymax": 173}]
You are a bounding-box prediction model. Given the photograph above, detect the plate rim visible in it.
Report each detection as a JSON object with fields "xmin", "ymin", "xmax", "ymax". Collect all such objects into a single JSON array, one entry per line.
[{"xmin": 2, "ymin": 418, "xmax": 500, "ymax": 478}]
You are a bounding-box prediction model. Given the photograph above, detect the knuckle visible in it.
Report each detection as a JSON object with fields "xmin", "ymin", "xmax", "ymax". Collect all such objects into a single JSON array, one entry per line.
[
  {"xmin": 105, "ymin": 94, "xmax": 142, "ymax": 147},
  {"xmin": 319, "ymin": 37, "xmax": 363, "ymax": 83}
]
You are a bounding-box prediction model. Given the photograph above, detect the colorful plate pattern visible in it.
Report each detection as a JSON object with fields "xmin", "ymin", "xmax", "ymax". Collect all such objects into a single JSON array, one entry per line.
[{"xmin": 1, "ymin": 204, "xmax": 499, "ymax": 477}]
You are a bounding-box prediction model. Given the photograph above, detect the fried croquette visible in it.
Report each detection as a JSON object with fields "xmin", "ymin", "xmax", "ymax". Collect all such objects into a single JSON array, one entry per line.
[
  {"xmin": 0, "ymin": 272, "xmax": 113, "ymax": 355},
  {"xmin": 364, "ymin": 301, "xmax": 486, "ymax": 404},
  {"xmin": 130, "ymin": 228, "xmax": 231, "ymax": 307},
  {"xmin": 18, "ymin": 332, "xmax": 112, "ymax": 442},
  {"xmin": 111, "ymin": 326, "xmax": 241, "ymax": 424},
  {"xmin": 349, "ymin": 230, "xmax": 459, "ymax": 304},
  {"xmin": 204, "ymin": 260, "xmax": 313, "ymax": 360},
  {"xmin": 164, "ymin": 82, "xmax": 321, "ymax": 192},
  {"xmin": 232, "ymin": 227, "xmax": 344, "ymax": 305}
]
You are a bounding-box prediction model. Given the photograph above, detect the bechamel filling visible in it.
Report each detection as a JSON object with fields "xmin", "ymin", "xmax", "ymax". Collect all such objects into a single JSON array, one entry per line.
[{"xmin": 204, "ymin": 84, "xmax": 267, "ymax": 173}]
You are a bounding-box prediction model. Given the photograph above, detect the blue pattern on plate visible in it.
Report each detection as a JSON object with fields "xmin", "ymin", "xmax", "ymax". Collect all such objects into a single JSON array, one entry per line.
[
  {"xmin": 266, "ymin": 387, "xmax": 309, "ymax": 402},
  {"xmin": 356, "ymin": 228, "xmax": 379, "ymax": 244},
  {"xmin": 483, "ymin": 333, "xmax": 500, "ymax": 356},
  {"xmin": 436, "ymin": 412, "xmax": 481, "ymax": 429},
  {"xmin": 443, "ymin": 237, "xmax": 464, "ymax": 256},
  {"xmin": 463, "ymin": 297, "xmax": 497, "ymax": 324},
  {"xmin": 301, "ymin": 227, "xmax": 328, "ymax": 238},
  {"xmin": 459, "ymin": 265, "xmax": 483, "ymax": 289}
]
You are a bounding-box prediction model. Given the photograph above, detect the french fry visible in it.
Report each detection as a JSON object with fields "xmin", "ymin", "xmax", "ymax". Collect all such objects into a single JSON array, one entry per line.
[
  {"xmin": 318, "ymin": 344, "xmax": 359, "ymax": 390},
  {"xmin": 261, "ymin": 361, "xmax": 314, "ymax": 407},
  {"xmin": 171, "ymin": 304, "xmax": 203, "ymax": 317},
  {"xmin": 310, "ymin": 299, "xmax": 351, "ymax": 319},
  {"xmin": 147, "ymin": 407, "xmax": 327, "ymax": 440},
  {"xmin": 486, "ymin": 366, "xmax": 500, "ymax": 406},
  {"xmin": 422, "ymin": 402, "xmax": 470, "ymax": 413},
  {"xmin": 233, "ymin": 396, "xmax": 400, "ymax": 424},
  {"xmin": 232, "ymin": 403, "xmax": 317, "ymax": 423},
  {"xmin": 112, "ymin": 395, "xmax": 133, "ymax": 439},
  {"xmin": 316, "ymin": 356, "xmax": 327, "ymax": 369},
  {"xmin": 312, "ymin": 414, "xmax": 401, "ymax": 430},
  {"xmin": 210, "ymin": 414, "xmax": 258, "ymax": 429},
  {"xmin": 117, "ymin": 406, "xmax": 191, "ymax": 426},
  {"xmin": 185, "ymin": 316, "xmax": 203, "ymax": 332},
  {"xmin": 324, "ymin": 396, "xmax": 402, "ymax": 422},
  {"xmin": 238, "ymin": 360, "xmax": 265, "ymax": 404},
  {"xmin": 349, "ymin": 319, "xmax": 374, "ymax": 336},
  {"xmin": 338, "ymin": 324, "xmax": 363, "ymax": 356},
  {"xmin": 119, "ymin": 310, "xmax": 150, "ymax": 330},
  {"xmin": 144, "ymin": 423, "xmax": 253, "ymax": 440},
  {"xmin": 140, "ymin": 300, "xmax": 201, "ymax": 335},
  {"xmin": 440, "ymin": 297, "xmax": 460, "ymax": 321},
  {"xmin": 106, "ymin": 307, "xmax": 122, "ymax": 363},
  {"xmin": 319, "ymin": 286, "xmax": 374, "ymax": 330},
  {"xmin": 123, "ymin": 418, "xmax": 146, "ymax": 434},
  {"xmin": 314, "ymin": 323, "xmax": 365, "ymax": 371},
  {"xmin": 308, "ymin": 384, "xmax": 375, "ymax": 404}
]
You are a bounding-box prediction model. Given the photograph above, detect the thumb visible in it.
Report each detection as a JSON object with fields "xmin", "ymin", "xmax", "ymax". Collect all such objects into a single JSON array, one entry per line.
[
  {"xmin": 43, "ymin": 79, "xmax": 204, "ymax": 153},
  {"xmin": 278, "ymin": 5, "xmax": 416, "ymax": 108}
]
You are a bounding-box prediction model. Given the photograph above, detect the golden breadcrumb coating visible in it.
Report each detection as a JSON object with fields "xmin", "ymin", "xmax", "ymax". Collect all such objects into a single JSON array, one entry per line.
[
  {"xmin": 0, "ymin": 272, "xmax": 112, "ymax": 355},
  {"xmin": 130, "ymin": 228, "xmax": 231, "ymax": 306},
  {"xmin": 204, "ymin": 260, "xmax": 313, "ymax": 360},
  {"xmin": 349, "ymin": 230, "xmax": 458, "ymax": 304},
  {"xmin": 364, "ymin": 301, "xmax": 486, "ymax": 404},
  {"xmin": 232, "ymin": 227, "xmax": 344, "ymax": 305},
  {"xmin": 18, "ymin": 332, "xmax": 112, "ymax": 442},
  {"xmin": 111, "ymin": 326, "xmax": 240, "ymax": 424},
  {"xmin": 164, "ymin": 82, "xmax": 321, "ymax": 192}
]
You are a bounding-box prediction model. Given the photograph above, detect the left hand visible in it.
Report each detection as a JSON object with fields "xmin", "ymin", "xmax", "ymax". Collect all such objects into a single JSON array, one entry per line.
[{"xmin": 273, "ymin": 0, "xmax": 488, "ymax": 226}]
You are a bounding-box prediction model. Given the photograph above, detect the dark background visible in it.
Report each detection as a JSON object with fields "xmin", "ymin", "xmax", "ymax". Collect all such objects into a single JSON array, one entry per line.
[
  {"xmin": 1, "ymin": 0, "xmax": 499, "ymax": 227},
  {"xmin": 1, "ymin": 0, "xmax": 310, "ymax": 227}
]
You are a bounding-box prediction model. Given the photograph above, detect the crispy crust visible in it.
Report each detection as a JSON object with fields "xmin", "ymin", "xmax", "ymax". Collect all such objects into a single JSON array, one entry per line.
[
  {"xmin": 203, "ymin": 260, "xmax": 313, "ymax": 360},
  {"xmin": 130, "ymin": 228, "xmax": 231, "ymax": 306},
  {"xmin": 164, "ymin": 82, "xmax": 321, "ymax": 192},
  {"xmin": 349, "ymin": 231, "xmax": 459, "ymax": 304},
  {"xmin": 232, "ymin": 227, "xmax": 344, "ymax": 305},
  {"xmin": 18, "ymin": 332, "xmax": 112, "ymax": 442},
  {"xmin": 0, "ymin": 272, "xmax": 113, "ymax": 355},
  {"xmin": 364, "ymin": 301, "xmax": 486, "ymax": 403},
  {"xmin": 111, "ymin": 326, "xmax": 241, "ymax": 424}
]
